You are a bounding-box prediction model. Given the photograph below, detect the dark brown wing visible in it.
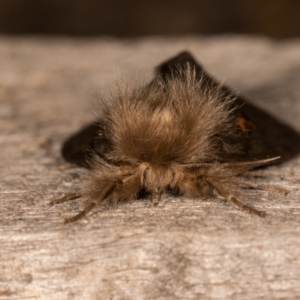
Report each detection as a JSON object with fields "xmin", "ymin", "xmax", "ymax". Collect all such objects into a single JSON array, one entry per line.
[
  {"xmin": 62, "ymin": 51, "xmax": 300, "ymax": 166},
  {"xmin": 157, "ymin": 51, "xmax": 300, "ymax": 163},
  {"xmin": 61, "ymin": 123, "xmax": 112, "ymax": 167}
]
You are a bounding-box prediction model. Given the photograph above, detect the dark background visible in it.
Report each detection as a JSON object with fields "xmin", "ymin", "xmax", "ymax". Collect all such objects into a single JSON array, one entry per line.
[{"xmin": 0, "ymin": 0, "xmax": 300, "ymax": 38}]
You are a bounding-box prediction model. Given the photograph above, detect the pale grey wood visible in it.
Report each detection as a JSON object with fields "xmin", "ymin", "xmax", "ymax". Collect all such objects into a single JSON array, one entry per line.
[{"xmin": 1, "ymin": 36, "xmax": 300, "ymax": 300}]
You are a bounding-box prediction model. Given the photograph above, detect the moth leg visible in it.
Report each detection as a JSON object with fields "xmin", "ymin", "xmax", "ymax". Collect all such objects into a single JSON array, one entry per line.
[
  {"xmin": 206, "ymin": 177, "xmax": 266, "ymax": 217},
  {"xmin": 148, "ymin": 194, "xmax": 155, "ymax": 207},
  {"xmin": 57, "ymin": 163, "xmax": 78, "ymax": 171},
  {"xmin": 155, "ymin": 192, "xmax": 162, "ymax": 206},
  {"xmin": 148, "ymin": 192, "xmax": 162, "ymax": 207},
  {"xmin": 64, "ymin": 183, "xmax": 117, "ymax": 223},
  {"xmin": 239, "ymin": 180, "xmax": 288, "ymax": 196},
  {"xmin": 64, "ymin": 202, "xmax": 96, "ymax": 223},
  {"xmin": 50, "ymin": 192, "xmax": 81, "ymax": 205}
]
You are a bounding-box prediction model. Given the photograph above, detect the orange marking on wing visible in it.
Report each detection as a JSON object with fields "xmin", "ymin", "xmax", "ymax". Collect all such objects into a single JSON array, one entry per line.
[{"xmin": 235, "ymin": 113, "xmax": 257, "ymax": 133}]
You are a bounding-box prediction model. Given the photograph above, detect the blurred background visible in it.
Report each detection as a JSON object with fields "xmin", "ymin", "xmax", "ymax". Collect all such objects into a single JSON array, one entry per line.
[{"xmin": 0, "ymin": 0, "xmax": 299, "ymax": 38}]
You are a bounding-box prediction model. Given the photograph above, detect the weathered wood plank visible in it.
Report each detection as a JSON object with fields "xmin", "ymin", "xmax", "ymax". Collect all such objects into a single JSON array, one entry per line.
[{"xmin": 1, "ymin": 36, "xmax": 300, "ymax": 299}]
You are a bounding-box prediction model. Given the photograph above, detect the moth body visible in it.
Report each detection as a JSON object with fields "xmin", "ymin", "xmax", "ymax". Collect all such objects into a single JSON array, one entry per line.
[{"xmin": 52, "ymin": 52, "xmax": 290, "ymax": 222}]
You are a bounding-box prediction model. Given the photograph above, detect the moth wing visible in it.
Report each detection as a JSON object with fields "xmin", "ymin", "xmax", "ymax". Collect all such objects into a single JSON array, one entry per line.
[
  {"xmin": 62, "ymin": 52, "xmax": 207, "ymax": 166},
  {"xmin": 61, "ymin": 51, "xmax": 300, "ymax": 166},
  {"xmin": 61, "ymin": 123, "xmax": 111, "ymax": 167},
  {"xmin": 157, "ymin": 51, "xmax": 300, "ymax": 163}
]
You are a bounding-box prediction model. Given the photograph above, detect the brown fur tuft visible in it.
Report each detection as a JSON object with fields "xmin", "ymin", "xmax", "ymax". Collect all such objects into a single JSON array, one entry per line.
[
  {"xmin": 51, "ymin": 59, "xmax": 282, "ymax": 222},
  {"xmin": 98, "ymin": 67, "xmax": 235, "ymax": 165}
]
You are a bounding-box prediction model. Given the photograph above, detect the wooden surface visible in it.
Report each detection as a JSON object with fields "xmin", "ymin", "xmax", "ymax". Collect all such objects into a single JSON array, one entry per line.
[{"xmin": 1, "ymin": 36, "xmax": 300, "ymax": 299}]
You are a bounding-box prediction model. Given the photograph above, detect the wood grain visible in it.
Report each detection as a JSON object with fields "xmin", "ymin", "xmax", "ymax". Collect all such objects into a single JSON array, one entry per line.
[{"xmin": 1, "ymin": 36, "xmax": 300, "ymax": 299}]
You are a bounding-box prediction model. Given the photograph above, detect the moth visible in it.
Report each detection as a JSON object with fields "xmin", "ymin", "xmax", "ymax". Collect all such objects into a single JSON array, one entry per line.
[{"xmin": 51, "ymin": 51, "xmax": 300, "ymax": 222}]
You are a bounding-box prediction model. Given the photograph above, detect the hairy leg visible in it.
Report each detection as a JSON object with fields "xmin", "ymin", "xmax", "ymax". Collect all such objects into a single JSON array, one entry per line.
[
  {"xmin": 63, "ymin": 174, "xmax": 141, "ymax": 223},
  {"xmin": 64, "ymin": 202, "xmax": 96, "ymax": 223},
  {"xmin": 239, "ymin": 180, "xmax": 288, "ymax": 195},
  {"xmin": 148, "ymin": 192, "xmax": 163, "ymax": 207},
  {"xmin": 64, "ymin": 183, "xmax": 117, "ymax": 223},
  {"xmin": 50, "ymin": 192, "xmax": 81, "ymax": 205},
  {"xmin": 206, "ymin": 177, "xmax": 266, "ymax": 217}
]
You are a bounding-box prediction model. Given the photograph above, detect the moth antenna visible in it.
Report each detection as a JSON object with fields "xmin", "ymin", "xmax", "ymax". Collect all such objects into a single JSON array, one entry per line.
[
  {"xmin": 181, "ymin": 156, "xmax": 280, "ymax": 174},
  {"xmin": 221, "ymin": 156, "xmax": 281, "ymax": 174},
  {"xmin": 206, "ymin": 177, "xmax": 266, "ymax": 217}
]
